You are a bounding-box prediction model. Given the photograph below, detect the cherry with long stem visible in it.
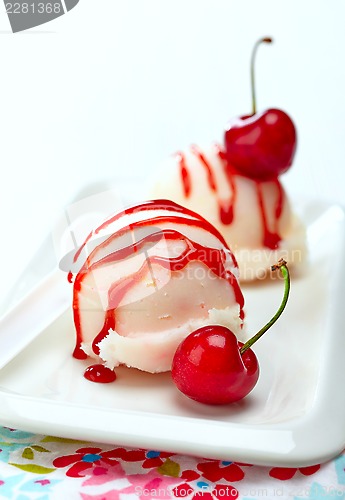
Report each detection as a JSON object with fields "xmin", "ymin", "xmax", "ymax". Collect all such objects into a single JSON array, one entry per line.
[
  {"xmin": 240, "ymin": 258, "xmax": 290, "ymax": 354},
  {"xmin": 250, "ymin": 37, "xmax": 273, "ymax": 115},
  {"xmin": 225, "ymin": 36, "xmax": 296, "ymax": 180},
  {"xmin": 171, "ymin": 259, "xmax": 291, "ymax": 405}
]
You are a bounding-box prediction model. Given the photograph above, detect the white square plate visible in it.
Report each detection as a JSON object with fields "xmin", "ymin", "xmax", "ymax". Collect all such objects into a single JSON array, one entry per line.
[{"xmin": 0, "ymin": 199, "xmax": 344, "ymax": 467}]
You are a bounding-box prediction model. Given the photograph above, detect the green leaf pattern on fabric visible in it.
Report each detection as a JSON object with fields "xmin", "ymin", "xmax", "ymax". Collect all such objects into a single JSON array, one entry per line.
[{"xmin": 9, "ymin": 463, "xmax": 56, "ymax": 474}]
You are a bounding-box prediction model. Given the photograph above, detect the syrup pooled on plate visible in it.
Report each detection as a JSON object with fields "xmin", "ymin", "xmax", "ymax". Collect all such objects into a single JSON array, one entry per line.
[{"xmin": 84, "ymin": 364, "xmax": 117, "ymax": 383}]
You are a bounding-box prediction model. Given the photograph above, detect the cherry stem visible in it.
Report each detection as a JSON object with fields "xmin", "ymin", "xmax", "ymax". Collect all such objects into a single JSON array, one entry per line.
[
  {"xmin": 240, "ymin": 259, "xmax": 290, "ymax": 355},
  {"xmin": 251, "ymin": 37, "xmax": 273, "ymax": 115}
]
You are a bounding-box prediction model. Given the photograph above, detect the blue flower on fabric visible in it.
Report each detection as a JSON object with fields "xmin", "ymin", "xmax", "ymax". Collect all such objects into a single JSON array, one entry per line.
[
  {"xmin": 0, "ymin": 443, "xmax": 31, "ymax": 463},
  {"xmin": 294, "ymin": 482, "xmax": 345, "ymax": 500},
  {"xmin": 196, "ymin": 480, "xmax": 210, "ymax": 491},
  {"xmin": 146, "ymin": 451, "xmax": 161, "ymax": 459},
  {"xmin": 0, "ymin": 472, "xmax": 60, "ymax": 497},
  {"xmin": 335, "ymin": 453, "xmax": 345, "ymax": 485},
  {"xmin": 19, "ymin": 477, "xmax": 61, "ymax": 493},
  {"xmin": 0, "ymin": 473, "xmax": 26, "ymax": 496},
  {"xmin": 82, "ymin": 453, "xmax": 102, "ymax": 463},
  {"xmin": 16, "ymin": 496, "xmax": 50, "ymax": 500},
  {"xmin": 0, "ymin": 428, "xmax": 35, "ymax": 441}
]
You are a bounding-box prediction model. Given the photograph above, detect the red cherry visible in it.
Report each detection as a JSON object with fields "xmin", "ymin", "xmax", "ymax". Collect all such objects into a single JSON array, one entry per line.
[
  {"xmin": 224, "ymin": 37, "xmax": 297, "ymax": 181},
  {"xmin": 172, "ymin": 259, "xmax": 290, "ymax": 405},
  {"xmin": 225, "ymin": 108, "xmax": 297, "ymax": 180},
  {"xmin": 171, "ymin": 325, "xmax": 259, "ymax": 405}
]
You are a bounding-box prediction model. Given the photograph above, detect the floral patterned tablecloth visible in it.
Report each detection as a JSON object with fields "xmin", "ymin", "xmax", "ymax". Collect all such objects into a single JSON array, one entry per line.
[{"xmin": 0, "ymin": 427, "xmax": 345, "ymax": 500}]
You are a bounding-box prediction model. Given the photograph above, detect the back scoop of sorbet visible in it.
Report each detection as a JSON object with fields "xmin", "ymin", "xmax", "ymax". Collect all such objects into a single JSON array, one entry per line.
[{"xmin": 149, "ymin": 144, "xmax": 307, "ymax": 281}]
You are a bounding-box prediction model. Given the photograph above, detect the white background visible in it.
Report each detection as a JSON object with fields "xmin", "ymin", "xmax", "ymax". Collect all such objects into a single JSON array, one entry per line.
[{"xmin": 0, "ymin": 0, "xmax": 344, "ymax": 308}]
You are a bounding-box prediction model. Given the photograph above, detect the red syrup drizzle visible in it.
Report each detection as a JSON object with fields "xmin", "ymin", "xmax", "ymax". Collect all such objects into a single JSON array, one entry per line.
[
  {"xmin": 214, "ymin": 144, "xmax": 237, "ymax": 225},
  {"xmin": 73, "ymin": 199, "xmax": 222, "ymax": 264},
  {"xmin": 73, "ymin": 344, "xmax": 88, "ymax": 360},
  {"xmin": 72, "ymin": 222, "xmax": 244, "ymax": 363},
  {"xmin": 254, "ymin": 179, "xmax": 283, "ymax": 249},
  {"xmin": 190, "ymin": 144, "xmax": 217, "ymax": 191},
  {"xmin": 75, "ymin": 202, "xmax": 234, "ymax": 273},
  {"xmin": 189, "ymin": 144, "xmax": 237, "ymax": 226},
  {"xmin": 216, "ymin": 145, "xmax": 284, "ymax": 249},
  {"xmin": 273, "ymin": 177, "xmax": 284, "ymax": 220},
  {"xmin": 177, "ymin": 152, "xmax": 191, "ymax": 197},
  {"xmin": 67, "ymin": 271, "xmax": 73, "ymax": 283},
  {"xmin": 84, "ymin": 364, "xmax": 116, "ymax": 383},
  {"xmin": 92, "ymin": 308, "xmax": 116, "ymax": 355}
]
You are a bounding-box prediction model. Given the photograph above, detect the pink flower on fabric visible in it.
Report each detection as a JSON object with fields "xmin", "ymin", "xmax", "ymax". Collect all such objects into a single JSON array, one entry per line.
[
  {"xmin": 80, "ymin": 492, "xmax": 121, "ymax": 500},
  {"xmin": 53, "ymin": 446, "xmax": 121, "ymax": 478},
  {"xmin": 196, "ymin": 460, "xmax": 248, "ymax": 482},
  {"xmin": 269, "ymin": 464, "xmax": 321, "ymax": 480},
  {"xmin": 103, "ymin": 469, "xmax": 181, "ymax": 500},
  {"xmin": 81, "ymin": 461, "xmax": 128, "ymax": 487}
]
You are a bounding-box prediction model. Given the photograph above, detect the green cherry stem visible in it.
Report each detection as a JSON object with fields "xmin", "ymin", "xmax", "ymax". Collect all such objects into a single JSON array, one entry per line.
[
  {"xmin": 240, "ymin": 259, "xmax": 290, "ymax": 355},
  {"xmin": 250, "ymin": 36, "xmax": 273, "ymax": 115}
]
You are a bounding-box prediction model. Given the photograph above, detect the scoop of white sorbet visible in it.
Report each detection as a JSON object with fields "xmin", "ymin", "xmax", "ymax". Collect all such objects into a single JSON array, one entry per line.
[
  {"xmin": 72, "ymin": 199, "xmax": 244, "ymax": 373},
  {"xmin": 149, "ymin": 144, "xmax": 307, "ymax": 281}
]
